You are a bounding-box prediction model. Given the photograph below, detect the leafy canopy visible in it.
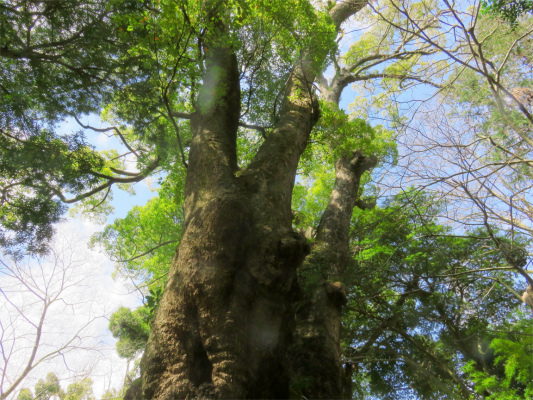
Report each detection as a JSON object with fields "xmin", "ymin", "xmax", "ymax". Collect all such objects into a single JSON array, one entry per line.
[{"xmin": 0, "ymin": 0, "xmax": 338, "ymax": 256}]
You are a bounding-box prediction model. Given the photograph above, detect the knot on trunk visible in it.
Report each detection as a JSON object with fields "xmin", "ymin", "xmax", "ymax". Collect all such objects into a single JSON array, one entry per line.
[
  {"xmin": 278, "ymin": 231, "xmax": 310, "ymax": 264},
  {"xmin": 348, "ymin": 150, "xmax": 378, "ymax": 175},
  {"xmin": 324, "ymin": 281, "xmax": 347, "ymax": 309}
]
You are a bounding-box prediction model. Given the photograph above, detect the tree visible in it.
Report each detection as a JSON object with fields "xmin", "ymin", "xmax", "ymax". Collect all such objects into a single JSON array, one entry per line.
[
  {"xmin": 0, "ymin": 236, "xmax": 105, "ymax": 400},
  {"xmin": 1, "ymin": 0, "xmax": 375, "ymax": 397},
  {"xmin": 15, "ymin": 390, "xmax": 32, "ymax": 400},
  {"xmin": 34, "ymin": 373, "xmax": 63, "ymax": 400},
  {"xmin": 63, "ymin": 378, "xmax": 94, "ymax": 400},
  {"xmin": 17, "ymin": 373, "xmax": 97, "ymax": 400},
  {"xmin": 109, "ymin": 306, "xmax": 151, "ymax": 360},
  {"xmin": 342, "ymin": 192, "xmax": 530, "ymax": 398},
  {"xmin": 482, "ymin": 0, "xmax": 533, "ymax": 24},
  {"xmin": 348, "ymin": 0, "xmax": 533, "ymax": 310},
  {"xmin": 2, "ymin": 0, "xmax": 383, "ymax": 397},
  {"xmin": 3, "ymin": 0, "xmax": 532, "ymax": 399}
]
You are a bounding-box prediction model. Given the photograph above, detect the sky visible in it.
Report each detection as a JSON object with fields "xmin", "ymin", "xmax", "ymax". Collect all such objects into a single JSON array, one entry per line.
[
  {"xmin": 0, "ymin": 219, "xmax": 140, "ymax": 399},
  {"xmin": 1, "ymin": 115, "xmax": 160, "ymax": 400}
]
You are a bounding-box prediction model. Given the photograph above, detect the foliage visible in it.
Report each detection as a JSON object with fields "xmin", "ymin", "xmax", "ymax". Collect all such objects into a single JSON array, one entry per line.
[
  {"xmin": 463, "ymin": 313, "xmax": 533, "ymax": 399},
  {"xmin": 293, "ymin": 102, "xmax": 396, "ymax": 233},
  {"xmin": 16, "ymin": 389, "xmax": 33, "ymax": 400},
  {"xmin": 90, "ymin": 167, "xmax": 184, "ymax": 283},
  {"xmin": 343, "ymin": 192, "xmax": 527, "ymax": 399},
  {"xmin": 34, "ymin": 373, "xmax": 63, "ymax": 400},
  {"xmin": 0, "ymin": 0, "xmax": 150, "ymax": 255},
  {"xmin": 310, "ymin": 101, "xmax": 396, "ymax": 165},
  {"xmin": 109, "ymin": 306, "xmax": 151, "ymax": 360},
  {"xmin": 101, "ymin": 388, "xmax": 123, "ymax": 400},
  {"xmin": 481, "ymin": 0, "xmax": 533, "ymax": 24},
  {"xmin": 0, "ymin": 0, "xmax": 340, "ymax": 256},
  {"xmin": 17, "ymin": 373, "xmax": 95, "ymax": 400},
  {"xmin": 63, "ymin": 379, "xmax": 94, "ymax": 400},
  {"xmin": 146, "ymin": 287, "xmax": 163, "ymax": 317},
  {"xmin": 0, "ymin": 130, "xmax": 104, "ymax": 255}
]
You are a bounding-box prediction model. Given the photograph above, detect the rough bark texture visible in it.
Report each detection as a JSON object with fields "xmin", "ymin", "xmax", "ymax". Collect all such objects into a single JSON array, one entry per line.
[
  {"xmin": 290, "ymin": 151, "xmax": 377, "ymax": 399},
  {"xmin": 137, "ymin": 2, "xmax": 369, "ymax": 399}
]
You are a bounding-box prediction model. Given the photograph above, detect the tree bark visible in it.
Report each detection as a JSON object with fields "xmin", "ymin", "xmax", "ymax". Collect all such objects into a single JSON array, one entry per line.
[
  {"xmin": 137, "ymin": 2, "xmax": 369, "ymax": 399},
  {"xmin": 290, "ymin": 151, "xmax": 377, "ymax": 399}
]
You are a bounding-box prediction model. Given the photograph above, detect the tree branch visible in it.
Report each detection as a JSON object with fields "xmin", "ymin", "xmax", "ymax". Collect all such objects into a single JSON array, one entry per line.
[
  {"xmin": 117, "ymin": 240, "xmax": 179, "ymax": 263},
  {"xmin": 52, "ymin": 157, "xmax": 160, "ymax": 204},
  {"xmin": 73, "ymin": 116, "xmax": 141, "ymax": 158}
]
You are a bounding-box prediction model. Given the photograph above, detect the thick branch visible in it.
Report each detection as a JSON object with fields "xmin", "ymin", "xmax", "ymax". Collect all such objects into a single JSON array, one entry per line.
[
  {"xmin": 242, "ymin": 2, "xmax": 369, "ymax": 228},
  {"xmin": 185, "ymin": 19, "xmax": 241, "ymax": 199},
  {"xmin": 326, "ymin": 70, "xmax": 441, "ymax": 104},
  {"xmin": 329, "ymin": 1, "xmax": 368, "ymax": 29},
  {"xmin": 74, "ymin": 116, "xmax": 141, "ymax": 158},
  {"xmin": 314, "ymin": 151, "xmax": 377, "ymax": 277}
]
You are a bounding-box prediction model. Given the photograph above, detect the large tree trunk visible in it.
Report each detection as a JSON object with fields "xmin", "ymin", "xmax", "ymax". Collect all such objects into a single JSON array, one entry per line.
[{"xmin": 137, "ymin": 2, "xmax": 369, "ymax": 399}]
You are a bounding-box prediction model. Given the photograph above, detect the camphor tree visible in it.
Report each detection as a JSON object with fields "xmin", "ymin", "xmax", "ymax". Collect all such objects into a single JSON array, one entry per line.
[
  {"xmin": 2, "ymin": 0, "xmax": 532, "ymax": 399},
  {"xmin": 0, "ymin": 0, "xmax": 393, "ymax": 398}
]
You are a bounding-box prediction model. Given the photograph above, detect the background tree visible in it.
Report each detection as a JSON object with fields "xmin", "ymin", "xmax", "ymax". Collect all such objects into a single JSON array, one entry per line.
[
  {"xmin": 34, "ymin": 373, "xmax": 63, "ymax": 400},
  {"xmin": 62, "ymin": 378, "xmax": 94, "ymax": 400},
  {"xmin": 342, "ymin": 192, "xmax": 531, "ymax": 398},
  {"xmin": 344, "ymin": 0, "xmax": 533, "ymax": 309},
  {"xmin": 16, "ymin": 373, "xmax": 97, "ymax": 400},
  {"xmin": 0, "ymin": 236, "xmax": 105, "ymax": 400},
  {"xmin": 109, "ymin": 306, "xmax": 151, "ymax": 361}
]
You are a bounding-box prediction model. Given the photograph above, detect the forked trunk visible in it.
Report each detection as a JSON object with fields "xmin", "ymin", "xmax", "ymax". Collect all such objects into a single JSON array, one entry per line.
[{"xmin": 135, "ymin": 2, "xmax": 369, "ymax": 399}]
